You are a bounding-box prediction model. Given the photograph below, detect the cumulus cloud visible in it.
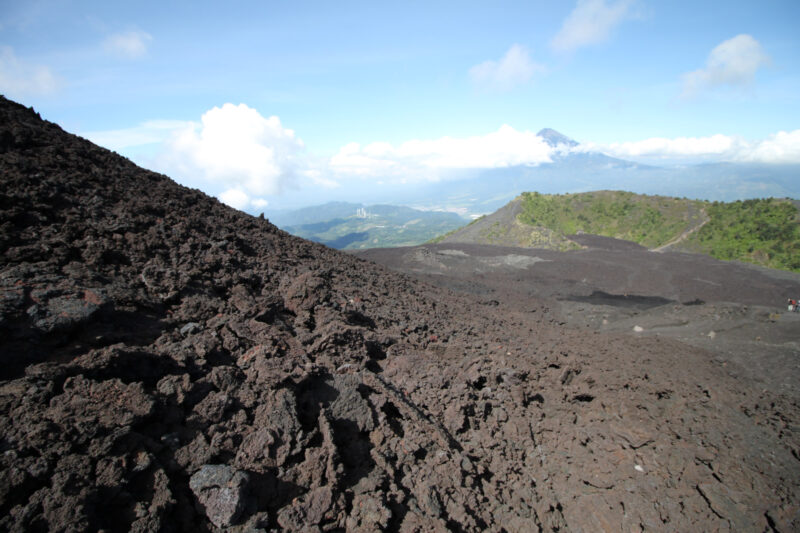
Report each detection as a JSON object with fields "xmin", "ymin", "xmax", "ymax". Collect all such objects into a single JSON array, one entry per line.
[
  {"xmin": 682, "ymin": 34, "xmax": 770, "ymax": 97},
  {"xmin": 216, "ymin": 189, "xmax": 270, "ymax": 211},
  {"xmin": 469, "ymin": 45, "xmax": 545, "ymax": 91},
  {"xmin": 104, "ymin": 30, "xmax": 153, "ymax": 59},
  {"xmin": 218, "ymin": 188, "xmax": 251, "ymax": 210},
  {"xmin": 551, "ymin": 0, "xmax": 637, "ymax": 53},
  {"xmin": 579, "ymin": 130, "xmax": 800, "ymax": 164},
  {"xmin": 157, "ymin": 103, "xmax": 307, "ymax": 206},
  {"xmin": 330, "ymin": 125, "xmax": 557, "ymax": 181},
  {"xmin": 736, "ymin": 130, "xmax": 800, "ymax": 164},
  {"xmin": 0, "ymin": 46, "xmax": 60, "ymax": 98}
]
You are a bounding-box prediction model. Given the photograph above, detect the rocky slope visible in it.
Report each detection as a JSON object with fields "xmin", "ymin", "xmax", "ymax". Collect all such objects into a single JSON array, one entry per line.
[{"xmin": 1, "ymin": 96, "xmax": 799, "ymax": 531}]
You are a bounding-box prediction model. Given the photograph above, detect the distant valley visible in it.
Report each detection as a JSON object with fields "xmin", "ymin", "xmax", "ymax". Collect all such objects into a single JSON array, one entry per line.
[{"xmin": 268, "ymin": 202, "xmax": 468, "ymax": 249}]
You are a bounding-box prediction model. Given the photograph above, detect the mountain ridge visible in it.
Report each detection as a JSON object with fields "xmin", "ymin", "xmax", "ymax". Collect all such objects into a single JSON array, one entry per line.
[
  {"xmin": 437, "ymin": 190, "xmax": 800, "ymax": 272},
  {"xmin": 536, "ymin": 128, "xmax": 579, "ymax": 148}
]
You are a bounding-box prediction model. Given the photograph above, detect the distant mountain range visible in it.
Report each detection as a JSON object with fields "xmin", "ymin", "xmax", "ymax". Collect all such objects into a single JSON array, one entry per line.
[
  {"xmin": 269, "ymin": 202, "xmax": 467, "ymax": 250},
  {"xmin": 370, "ymin": 129, "xmax": 800, "ymax": 216},
  {"xmin": 268, "ymin": 130, "xmax": 800, "ymax": 252}
]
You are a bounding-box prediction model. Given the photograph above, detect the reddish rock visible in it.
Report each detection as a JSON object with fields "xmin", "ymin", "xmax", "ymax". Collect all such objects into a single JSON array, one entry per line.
[{"xmin": 189, "ymin": 465, "xmax": 251, "ymax": 527}]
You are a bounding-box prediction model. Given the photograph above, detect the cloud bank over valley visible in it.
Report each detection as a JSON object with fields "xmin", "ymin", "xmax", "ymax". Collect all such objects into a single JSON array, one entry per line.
[{"xmin": 84, "ymin": 102, "xmax": 800, "ymax": 210}]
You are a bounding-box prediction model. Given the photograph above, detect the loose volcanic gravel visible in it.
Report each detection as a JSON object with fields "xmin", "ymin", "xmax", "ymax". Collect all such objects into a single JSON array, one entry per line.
[{"xmin": 1, "ymin": 96, "xmax": 799, "ymax": 531}]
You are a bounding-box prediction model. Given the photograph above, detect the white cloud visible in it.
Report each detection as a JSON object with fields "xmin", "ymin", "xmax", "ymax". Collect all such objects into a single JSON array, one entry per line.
[
  {"xmin": 736, "ymin": 130, "xmax": 800, "ymax": 164},
  {"xmin": 551, "ymin": 0, "xmax": 637, "ymax": 53},
  {"xmin": 156, "ymin": 103, "xmax": 307, "ymax": 198},
  {"xmin": 216, "ymin": 189, "xmax": 271, "ymax": 211},
  {"xmin": 579, "ymin": 130, "xmax": 800, "ymax": 164},
  {"xmin": 582, "ymin": 134, "xmax": 741, "ymax": 161},
  {"xmin": 330, "ymin": 125, "xmax": 557, "ymax": 181},
  {"xmin": 83, "ymin": 120, "xmax": 193, "ymax": 151},
  {"xmin": 218, "ymin": 188, "xmax": 251, "ymax": 210},
  {"xmin": 104, "ymin": 30, "xmax": 152, "ymax": 59},
  {"xmin": 0, "ymin": 46, "xmax": 60, "ymax": 98},
  {"xmin": 469, "ymin": 45, "xmax": 544, "ymax": 91},
  {"xmin": 682, "ymin": 34, "xmax": 770, "ymax": 97}
]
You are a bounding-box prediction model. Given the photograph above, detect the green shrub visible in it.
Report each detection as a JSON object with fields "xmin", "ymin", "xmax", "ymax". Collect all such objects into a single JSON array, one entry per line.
[
  {"xmin": 517, "ymin": 191, "xmax": 697, "ymax": 248},
  {"xmin": 690, "ymin": 198, "xmax": 800, "ymax": 271}
]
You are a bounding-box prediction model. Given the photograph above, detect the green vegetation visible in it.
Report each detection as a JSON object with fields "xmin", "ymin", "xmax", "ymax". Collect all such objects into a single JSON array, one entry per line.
[
  {"xmin": 286, "ymin": 205, "xmax": 467, "ymax": 249},
  {"xmin": 288, "ymin": 193, "xmax": 800, "ymax": 272},
  {"xmin": 518, "ymin": 191, "xmax": 702, "ymax": 248},
  {"xmin": 485, "ymin": 221, "xmax": 510, "ymax": 241},
  {"xmin": 688, "ymin": 199, "xmax": 800, "ymax": 272},
  {"xmin": 515, "ymin": 191, "xmax": 800, "ymax": 272}
]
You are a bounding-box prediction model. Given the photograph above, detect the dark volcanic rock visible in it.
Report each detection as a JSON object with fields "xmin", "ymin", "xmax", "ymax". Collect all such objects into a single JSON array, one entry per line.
[
  {"xmin": 1, "ymin": 96, "xmax": 799, "ymax": 531},
  {"xmin": 189, "ymin": 465, "xmax": 251, "ymax": 527}
]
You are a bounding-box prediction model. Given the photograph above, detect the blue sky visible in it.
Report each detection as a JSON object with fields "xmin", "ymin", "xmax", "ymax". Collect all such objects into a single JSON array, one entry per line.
[{"xmin": 2, "ymin": 0, "xmax": 799, "ymax": 211}]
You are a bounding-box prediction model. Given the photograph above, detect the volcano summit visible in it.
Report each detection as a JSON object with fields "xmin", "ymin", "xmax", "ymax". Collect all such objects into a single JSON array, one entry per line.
[{"xmin": 1, "ymin": 97, "xmax": 798, "ymax": 531}]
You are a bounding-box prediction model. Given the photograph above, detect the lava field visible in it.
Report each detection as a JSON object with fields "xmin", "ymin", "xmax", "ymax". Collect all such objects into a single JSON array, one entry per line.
[{"xmin": 1, "ymin": 96, "xmax": 798, "ymax": 531}]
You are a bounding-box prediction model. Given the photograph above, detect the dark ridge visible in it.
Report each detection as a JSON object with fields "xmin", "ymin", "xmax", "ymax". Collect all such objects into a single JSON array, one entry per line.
[
  {"xmin": 564, "ymin": 290, "xmax": 674, "ymax": 310},
  {"xmin": 568, "ymin": 233, "xmax": 648, "ymax": 251}
]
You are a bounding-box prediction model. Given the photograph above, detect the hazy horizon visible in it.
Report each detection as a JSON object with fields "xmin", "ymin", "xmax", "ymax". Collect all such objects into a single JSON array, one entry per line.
[{"xmin": 2, "ymin": 1, "xmax": 798, "ymax": 213}]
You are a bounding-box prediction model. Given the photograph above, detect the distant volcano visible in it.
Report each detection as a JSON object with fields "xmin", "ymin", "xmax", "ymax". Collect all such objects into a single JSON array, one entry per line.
[{"xmin": 537, "ymin": 128, "xmax": 579, "ymax": 148}]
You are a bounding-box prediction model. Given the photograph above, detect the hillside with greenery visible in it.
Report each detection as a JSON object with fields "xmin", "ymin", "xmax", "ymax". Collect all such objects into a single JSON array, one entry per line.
[
  {"xmin": 517, "ymin": 191, "xmax": 706, "ymax": 248},
  {"xmin": 438, "ymin": 191, "xmax": 800, "ymax": 273},
  {"xmin": 686, "ymin": 199, "xmax": 800, "ymax": 272}
]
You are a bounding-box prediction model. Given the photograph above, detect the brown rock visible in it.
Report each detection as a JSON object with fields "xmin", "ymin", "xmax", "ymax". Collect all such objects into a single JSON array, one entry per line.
[{"xmin": 189, "ymin": 465, "xmax": 251, "ymax": 528}]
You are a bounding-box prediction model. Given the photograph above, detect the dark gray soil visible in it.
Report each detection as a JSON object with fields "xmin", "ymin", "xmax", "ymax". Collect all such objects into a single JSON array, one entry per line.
[
  {"xmin": 2, "ymin": 96, "xmax": 799, "ymax": 532},
  {"xmin": 357, "ymin": 240, "xmax": 800, "ymax": 396}
]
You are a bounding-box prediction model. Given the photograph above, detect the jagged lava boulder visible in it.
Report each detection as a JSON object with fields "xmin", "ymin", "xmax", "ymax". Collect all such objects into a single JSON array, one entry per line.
[{"xmin": 1, "ymin": 96, "xmax": 798, "ymax": 531}]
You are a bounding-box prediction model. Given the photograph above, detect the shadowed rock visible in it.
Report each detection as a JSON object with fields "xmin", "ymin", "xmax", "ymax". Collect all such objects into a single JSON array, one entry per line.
[{"xmin": 190, "ymin": 465, "xmax": 251, "ymax": 527}]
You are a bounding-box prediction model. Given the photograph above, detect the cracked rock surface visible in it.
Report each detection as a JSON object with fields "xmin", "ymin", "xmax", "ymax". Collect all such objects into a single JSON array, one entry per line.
[{"xmin": 1, "ymin": 96, "xmax": 799, "ymax": 531}]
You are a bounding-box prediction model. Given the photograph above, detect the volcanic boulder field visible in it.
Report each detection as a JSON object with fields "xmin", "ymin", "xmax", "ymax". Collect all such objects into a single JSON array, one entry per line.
[{"xmin": 1, "ymin": 96, "xmax": 799, "ymax": 532}]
